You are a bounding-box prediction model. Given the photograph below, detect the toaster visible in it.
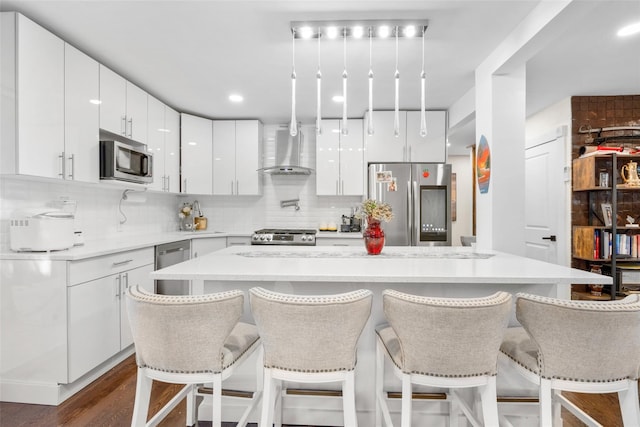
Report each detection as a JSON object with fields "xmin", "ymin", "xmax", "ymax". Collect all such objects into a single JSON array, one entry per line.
[{"xmin": 10, "ymin": 208, "xmax": 75, "ymax": 252}]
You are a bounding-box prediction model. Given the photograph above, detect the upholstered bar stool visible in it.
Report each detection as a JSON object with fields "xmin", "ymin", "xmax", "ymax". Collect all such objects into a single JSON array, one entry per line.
[
  {"xmin": 500, "ymin": 293, "xmax": 640, "ymax": 426},
  {"xmin": 125, "ymin": 286, "xmax": 262, "ymax": 427},
  {"xmin": 376, "ymin": 290, "xmax": 512, "ymax": 427},
  {"xmin": 249, "ymin": 287, "xmax": 373, "ymax": 427}
]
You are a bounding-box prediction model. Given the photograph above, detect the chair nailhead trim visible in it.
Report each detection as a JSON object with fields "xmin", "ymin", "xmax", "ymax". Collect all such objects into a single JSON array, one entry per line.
[
  {"xmin": 516, "ymin": 292, "xmax": 640, "ymax": 311},
  {"xmin": 383, "ymin": 289, "xmax": 511, "ymax": 307},
  {"xmin": 250, "ymin": 287, "xmax": 372, "ymax": 304},
  {"xmin": 129, "ymin": 287, "xmax": 243, "ymax": 305},
  {"xmin": 265, "ymin": 365, "xmax": 355, "ymax": 373}
]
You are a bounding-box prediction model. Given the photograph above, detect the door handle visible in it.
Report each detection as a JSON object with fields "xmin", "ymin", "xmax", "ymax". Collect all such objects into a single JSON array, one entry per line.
[{"xmin": 542, "ymin": 235, "xmax": 557, "ymax": 242}]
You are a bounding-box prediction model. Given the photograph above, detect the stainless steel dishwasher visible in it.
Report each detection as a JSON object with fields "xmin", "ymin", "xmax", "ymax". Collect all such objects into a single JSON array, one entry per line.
[{"xmin": 155, "ymin": 239, "xmax": 191, "ymax": 295}]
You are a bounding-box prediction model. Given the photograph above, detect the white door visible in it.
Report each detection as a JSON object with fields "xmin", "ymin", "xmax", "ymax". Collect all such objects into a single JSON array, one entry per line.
[
  {"xmin": 164, "ymin": 107, "xmax": 181, "ymax": 193},
  {"xmin": 364, "ymin": 111, "xmax": 406, "ymax": 163},
  {"xmin": 340, "ymin": 118, "xmax": 364, "ymax": 196},
  {"xmin": 125, "ymin": 82, "xmax": 148, "ymax": 143},
  {"xmin": 524, "ymin": 130, "xmax": 566, "ymax": 264},
  {"xmin": 406, "ymin": 111, "xmax": 447, "ymax": 163},
  {"xmin": 120, "ymin": 264, "xmax": 153, "ymax": 350},
  {"xmin": 99, "ymin": 65, "xmax": 127, "ymax": 136}
]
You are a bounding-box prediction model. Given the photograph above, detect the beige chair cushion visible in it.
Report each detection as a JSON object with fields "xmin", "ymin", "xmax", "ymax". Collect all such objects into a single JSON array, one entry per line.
[
  {"xmin": 501, "ymin": 293, "xmax": 640, "ymax": 382},
  {"xmin": 380, "ymin": 290, "xmax": 512, "ymax": 377},
  {"xmin": 249, "ymin": 287, "xmax": 372, "ymax": 373},
  {"xmin": 126, "ymin": 286, "xmax": 259, "ymax": 374}
]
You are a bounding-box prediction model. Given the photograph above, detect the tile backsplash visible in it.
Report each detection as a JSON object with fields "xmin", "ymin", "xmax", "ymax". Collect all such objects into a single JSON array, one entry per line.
[{"xmin": 0, "ymin": 124, "xmax": 362, "ymax": 246}]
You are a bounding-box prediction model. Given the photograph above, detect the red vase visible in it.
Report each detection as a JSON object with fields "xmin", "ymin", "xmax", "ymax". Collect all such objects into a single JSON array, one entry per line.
[{"xmin": 364, "ymin": 217, "xmax": 385, "ymax": 255}]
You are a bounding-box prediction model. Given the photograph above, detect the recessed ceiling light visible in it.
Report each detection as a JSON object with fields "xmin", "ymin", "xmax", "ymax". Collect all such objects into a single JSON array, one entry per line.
[
  {"xmin": 352, "ymin": 26, "xmax": 364, "ymax": 38},
  {"xmin": 188, "ymin": 141, "xmax": 197, "ymax": 146},
  {"xmin": 378, "ymin": 25, "xmax": 390, "ymax": 38},
  {"xmin": 326, "ymin": 26, "xmax": 338, "ymax": 39},
  {"xmin": 157, "ymin": 128, "xmax": 170, "ymax": 133},
  {"xmin": 89, "ymin": 99, "xmax": 101, "ymax": 105},
  {"xmin": 332, "ymin": 95, "xmax": 344, "ymax": 103},
  {"xmin": 618, "ymin": 22, "xmax": 640, "ymax": 37},
  {"xmin": 229, "ymin": 94, "xmax": 244, "ymax": 102}
]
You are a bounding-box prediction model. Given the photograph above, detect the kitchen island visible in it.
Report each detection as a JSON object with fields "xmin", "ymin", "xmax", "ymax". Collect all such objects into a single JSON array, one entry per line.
[{"xmin": 151, "ymin": 246, "xmax": 611, "ymax": 426}]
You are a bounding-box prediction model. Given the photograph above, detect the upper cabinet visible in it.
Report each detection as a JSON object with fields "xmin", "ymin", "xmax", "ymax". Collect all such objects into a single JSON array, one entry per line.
[
  {"xmin": 1, "ymin": 12, "xmax": 65, "ymax": 179},
  {"xmin": 316, "ymin": 119, "xmax": 364, "ymax": 196},
  {"xmin": 212, "ymin": 120, "xmax": 262, "ymax": 196},
  {"xmin": 64, "ymin": 43, "xmax": 100, "ymax": 183},
  {"xmin": 364, "ymin": 110, "xmax": 447, "ymax": 163},
  {"xmin": 181, "ymin": 113, "xmax": 213, "ymax": 195},
  {"xmin": 99, "ymin": 65, "xmax": 148, "ymax": 144},
  {"xmin": 147, "ymin": 96, "xmax": 180, "ymax": 192}
]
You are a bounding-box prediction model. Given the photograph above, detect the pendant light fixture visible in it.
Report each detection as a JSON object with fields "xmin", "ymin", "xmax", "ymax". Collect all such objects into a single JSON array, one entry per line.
[
  {"xmin": 419, "ymin": 26, "xmax": 428, "ymax": 137},
  {"xmin": 342, "ymin": 26, "xmax": 348, "ymax": 135},
  {"xmin": 367, "ymin": 27, "xmax": 374, "ymax": 136},
  {"xmin": 290, "ymin": 29, "xmax": 297, "ymax": 137},
  {"xmin": 393, "ymin": 26, "xmax": 400, "ymax": 138},
  {"xmin": 316, "ymin": 28, "xmax": 322, "ymax": 135}
]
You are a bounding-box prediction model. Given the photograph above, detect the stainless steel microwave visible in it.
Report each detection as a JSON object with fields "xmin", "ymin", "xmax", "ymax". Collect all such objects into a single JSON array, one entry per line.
[{"xmin": 100, "ymin": 140, "xmax": 153, "ymax": 184}]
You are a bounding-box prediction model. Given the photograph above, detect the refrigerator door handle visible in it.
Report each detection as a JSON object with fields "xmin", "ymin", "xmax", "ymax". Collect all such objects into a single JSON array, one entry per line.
[{"xmin": 412, "ymin": 180, "xmax": 419, "ymax": 246}]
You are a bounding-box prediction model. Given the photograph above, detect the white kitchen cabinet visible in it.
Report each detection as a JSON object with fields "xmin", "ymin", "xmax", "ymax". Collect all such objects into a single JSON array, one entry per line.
[
  {"xmin": 147, "ymin": 96, "xmax": 179, "ymax": 192},
  {"xmin": 364, "ymin": 110, "xmax": 447, "ymax": 163},
  {"xmin": 181, "ymin": 113, "xmax": 213, "ymax": 194},
  {"xmin": 67, "ymin": 248, "xmax": 153, "ymax": 382},
  {"xmin": 192, "ymin": 237, "xmax": 227, "ymax": 258},
  {"xmin": 212, "ymin": 120, "xmax": 262, "ymax": 195},
  {"xmin": 99, "ymin": 65, "xmax": 148, "ymax": 143},
  {"xmin": 406, "ymin": 110, "xmax": 447, "ymax": 163},
  {"xmin": 364, "ymin": 111, "xmax": 407, "ymax": 163},
  {"xmin": 0, "ymin": 13, "xmax": 65, "ymax": 179},
  {"xmin": 316, "ymin": 119, "xmax": 364, "ymax": 196},
  {"xmin": 227, "ymin": 236, "xmax": 251, "ymax": 246},
  {"xmin": 64, "ymin": 43, "xmax": 100, "ymax": 183},
  {"xmin": 164, "ymin": 107, "xmax": 180, "ymax": 193}
]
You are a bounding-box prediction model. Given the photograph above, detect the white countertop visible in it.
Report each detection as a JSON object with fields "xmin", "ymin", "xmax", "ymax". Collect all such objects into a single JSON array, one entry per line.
[
  {"xmin": 150, "ymin": 245, "xmax": 612, "ymax": 285},
  {"xmin": 0, "ymin": 231, "xmax": 240, "ymax": 261}
]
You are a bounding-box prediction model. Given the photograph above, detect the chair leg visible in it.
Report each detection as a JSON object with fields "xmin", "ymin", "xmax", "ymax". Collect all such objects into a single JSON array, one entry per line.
[
  {"xmin": 131, "ymin": 370, "xmax": 152, "ymax": 427},
  {"xmin": 343, "ymin": 370, "xmax": 358, "ymax": 427},
  {"xmin": 375, "ymin": 340, "xmax": 384, "ymax": 427},
  {"xmin": 479, "ymin": 376, "xmax": 499, "ymax": 427},
  {"xmin": 539, "ymin": 378, "xmax": 553, "ymax": 427},
  {"xmin": 401, "ymin": 374, "xmax": 412, "ymax": 427},
  {"xmin": 185, "ymin": 384, "xmax": 197, "ymax": 427},
  {"xmin": 211, "ymin": 375, "xmax": 222, "ymax": 427},
  {"xmin": 274, "ymin": 379, "xmax": 283, "ymax": 427},
  {"xmin": 552, "ymin": 389, "xmax": 562, "ymax": 426},
  {"xmin": 618, "ymin": 380, "xmax": 640, "ymax": 426},
  {"xmin": 260, "ymin": 368, "xmax": 275, "ymax": 427},
  {"xmin": 449, "ymin": 391, "xmax": 459, "ymax": 427}
]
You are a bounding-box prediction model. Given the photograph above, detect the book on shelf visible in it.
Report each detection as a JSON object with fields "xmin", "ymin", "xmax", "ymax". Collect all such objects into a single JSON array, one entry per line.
[{"xmin": 592, "ymin": 229, "xmax": 640, "ymax": 260}]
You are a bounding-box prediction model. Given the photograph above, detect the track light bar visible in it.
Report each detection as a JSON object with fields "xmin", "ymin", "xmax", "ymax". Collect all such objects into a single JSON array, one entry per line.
[{"xmin": 291, "ymin": 20, "xmax": 429, "ymax": 39}]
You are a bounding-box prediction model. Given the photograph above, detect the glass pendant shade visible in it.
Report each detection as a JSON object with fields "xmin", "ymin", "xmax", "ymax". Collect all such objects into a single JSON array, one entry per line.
[
  {"xmin": 419, "ymin": 27, "xmax": 427, "ymax": 137},
  {"xmin": 290, "ymin": 30, "xmax": 297, "ymax": 137},
  {"xmin": 367, "ymin": 28, "xmax": 374, "ymax": 136},
  {"xmin": 341, "ymin": 28, "xmax": 348, "ymax": 135},
  {"xmin": 316, "ymin": 30, "xmax": 322, "ymax": 135},
  {"xmin": 393, "ymin": 27, "xmax": 400, "ymax": 138}
]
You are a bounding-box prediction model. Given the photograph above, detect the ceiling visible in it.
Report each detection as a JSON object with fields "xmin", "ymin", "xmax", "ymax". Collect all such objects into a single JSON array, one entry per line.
[{"xmin": 2, "ymin": 1, "xmax": 638, "ymax": 155}]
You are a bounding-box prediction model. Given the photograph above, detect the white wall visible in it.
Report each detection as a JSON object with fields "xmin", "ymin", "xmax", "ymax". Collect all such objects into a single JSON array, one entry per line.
[
  {"xmin": 0, "ymin": 123, "xmax": 362, "ymax": 246},
  {"xmin": 449, "ymin": 154, "xmax": 474, "ymax": 246}
]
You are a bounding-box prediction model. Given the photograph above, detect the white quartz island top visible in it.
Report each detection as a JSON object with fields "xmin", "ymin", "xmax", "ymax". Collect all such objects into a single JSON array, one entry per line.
[{"xmin": 150, "ymin": 245, "xmax": 611, "ymax": 285}]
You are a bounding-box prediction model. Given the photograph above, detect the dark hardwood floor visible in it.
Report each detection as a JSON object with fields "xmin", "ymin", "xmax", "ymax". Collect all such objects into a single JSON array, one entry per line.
[{"xmin": 0, "ymin": 354, "xmax": 633, "ymax": 426}]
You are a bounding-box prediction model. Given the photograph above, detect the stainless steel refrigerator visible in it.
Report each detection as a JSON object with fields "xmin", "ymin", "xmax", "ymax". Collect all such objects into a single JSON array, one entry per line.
[{"xmin": 368, "ymin": 163, "xmax": 452, "ymax": 246}]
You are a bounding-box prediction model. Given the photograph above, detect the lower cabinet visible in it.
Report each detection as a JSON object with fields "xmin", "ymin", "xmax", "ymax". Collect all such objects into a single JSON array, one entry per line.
[
  {"xmin": 67, "ymin": 248, "xmax": 153, "ymax": 382},
  {"xmin": 192, "ymin": 237, "xmax": 227, "ymax": 258}
]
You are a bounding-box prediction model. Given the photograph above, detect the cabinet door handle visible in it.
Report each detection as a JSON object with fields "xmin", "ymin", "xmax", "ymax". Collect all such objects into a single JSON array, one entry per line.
[
  {"xmin": 183, "ymin": 179, "xmax": 187, "ymax": 193},
  {"xmin": 121, "ymin": 116, "xmax": 127, "ymax": 135},
  {"xmin": 336, "ymin": 180, "xmax": 339, "ymax": 195},
  {"xmin": 236, "ymin": 180, "xmax": 239, "ymax": 195},
  {"xmin": 112, "ymin": 259, "xmax": 133, "ymax": 267},
  {"xmin": 231, "ymin": 181, "xmax": 234, "ymax": 194},
  {"xmin": 58, "ymin": 152, "xmax": 65, "ymax": 178},
  {"xmin": 166, "ymin": 175, "xmax": 170, "ymax": 192},
  {"xmin": 67, "ymin": 153, "xmax": 75, "ymax": 180},
  {"xmin": 123, "ymin": 272, "xmax": 129, "ymax": 290},
  {"xmin": 542, "ymin": 235, "xmax": 557, "ymax": 242},
  {"xmin": 127, "ymin": 118, "xmax": 133, "ymax": 138},
  {"xmin": 115, "ymin": 275, "xmax": 121, "ymax": 297}
]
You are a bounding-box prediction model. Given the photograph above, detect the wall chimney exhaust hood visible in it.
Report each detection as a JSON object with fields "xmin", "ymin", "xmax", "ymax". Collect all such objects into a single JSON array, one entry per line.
[{"xmin": 259, "ymin": 128, "xmax": 313, "ymax": 175}]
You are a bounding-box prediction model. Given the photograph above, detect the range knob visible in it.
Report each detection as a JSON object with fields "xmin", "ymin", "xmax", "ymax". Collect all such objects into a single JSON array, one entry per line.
[
  {"xmin": 252, "ymin": 235, "xmax": 259, "ymax": 241},
  {"xmin": 260, "ymin": 235, "xmax": 267, "ymax": 240},
  {"xmin": 301, "ymin": 235, "xmax": 307, "ymax": 242}
]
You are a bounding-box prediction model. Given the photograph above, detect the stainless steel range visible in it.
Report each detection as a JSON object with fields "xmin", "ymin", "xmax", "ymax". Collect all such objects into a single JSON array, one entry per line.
[{"xmin": 251, "ymin": 228, "xmax": 317, "ymax": 246}]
